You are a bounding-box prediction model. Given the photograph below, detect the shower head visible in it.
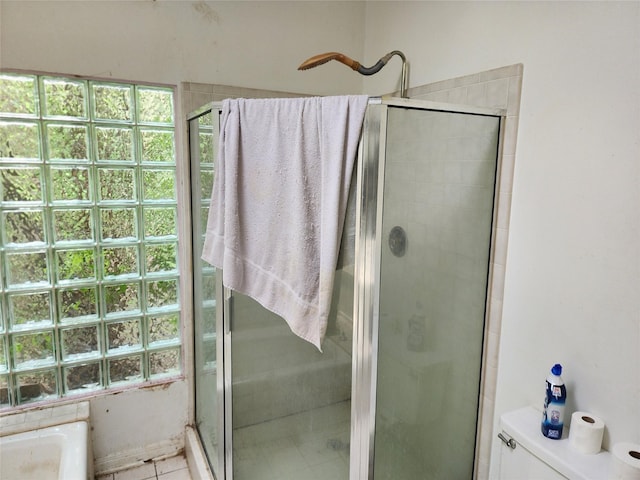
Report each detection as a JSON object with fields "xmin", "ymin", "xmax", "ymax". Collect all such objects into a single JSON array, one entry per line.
[
  {"xmin": 298, "ymin": 50, "xmax": 409, "ymax": 98},
  {"xmin": 297, "ymin": 52, "xmax": 361, "ymax": 72}
]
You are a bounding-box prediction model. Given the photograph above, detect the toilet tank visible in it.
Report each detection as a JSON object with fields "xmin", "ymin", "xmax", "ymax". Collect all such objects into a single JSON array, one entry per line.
[{"xmin": 497, "ymin": 407, "xmax": 611, "ymax": 480}]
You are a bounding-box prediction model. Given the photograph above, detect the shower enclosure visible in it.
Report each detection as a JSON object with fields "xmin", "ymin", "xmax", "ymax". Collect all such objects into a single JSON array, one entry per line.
[{"xmin": 188, "ymin": 97, "xmax": 503, "ymax": 479}]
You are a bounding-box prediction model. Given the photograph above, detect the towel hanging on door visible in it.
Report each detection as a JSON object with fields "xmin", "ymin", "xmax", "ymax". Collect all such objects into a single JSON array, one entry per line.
[{"xmin": 202, "ymin": 95, "xmax": 368, "ymax": 351}]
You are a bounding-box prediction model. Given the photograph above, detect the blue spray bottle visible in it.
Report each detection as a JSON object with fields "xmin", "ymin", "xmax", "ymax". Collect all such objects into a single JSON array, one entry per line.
[{"xmin": 541, "ymin": 364, "xmax": 566, "ymax": 439}]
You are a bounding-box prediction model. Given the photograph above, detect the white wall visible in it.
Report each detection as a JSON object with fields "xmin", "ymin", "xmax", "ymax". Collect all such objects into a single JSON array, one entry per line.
[
  {"xmin": 0, "ymin": 0, "xmax": 366, "ymax": 95},
  {"xmin": 89, "ymin": 383, "xmax": 188, "ymax": 472},
  {"xmin": 363, "ymin": 0, "xmax": 640, "ymax": 475}
]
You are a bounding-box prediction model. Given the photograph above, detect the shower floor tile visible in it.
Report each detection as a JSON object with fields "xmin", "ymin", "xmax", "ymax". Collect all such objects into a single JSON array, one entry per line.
[{"xmin": 233, "ymin": 400, "xmax": 351, "ymax": 480}]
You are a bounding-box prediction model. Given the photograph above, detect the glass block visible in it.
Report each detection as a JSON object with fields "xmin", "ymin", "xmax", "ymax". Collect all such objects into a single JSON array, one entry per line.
[
  {"xmin": 3, "ymin": 210, "xmax": 45, "ymax": 244},
  {"xmin": 6, "ymin": 251, "xmax": 48, "ymax": 286},
  {"xmin": 0, "ymin": 122, "xmax": 40, "ymax": 159},
  {"xmin": 149, "ymin": 348, "xmax": 180, "ymax": 378},
  {"xmin": 141, "ymin": 129, "xmax": 174, "ymax": 162},
  {"xmin": 143, "ymin": 207, "xmax": 176, "ymax": 238},
  {"xmin": 0, "ymin": 167, "xmax": 43, "ymax": 202},
  {"xmin": 15, "ymin": 369, "xmax": 58, "ymax": 404},
  {"xmin": 43, "ymin": 78, "xmax": 86, "ymax": 118},
  {"xmin": 202, "ymin": 273, "xmax": 216, "ymax": 302},
  {"xmin": 0, "ymin": 338, "xmax": 7, "ymax": 372},
  {"xmin": 61, "ymin": 325, "xmax": 99, "ymax": 359},
  {"xmin": 0, "ymin": 74, "xmax": 37, "ymax": 116},
  {"xmin": 198, "ymin": 131, "xmax": 214, "ymax": 164},
  {"xmin": 198, "ymin": 112, "xmax": 213, "ymax": 127},
  {"xmin": 58, "ymin": 287, "xmax": 98, "ymax": 321},
  {"xmin": 200, "ymin": 206, "xmax": 209, "ymax": 233},
  {"xmin": 148, "ymin": 313, "xmax": 179, "ymax": 345},
  {"xmin": 12, "ymin": 331, "xmax": 55, "ymax": 368},
  {"xmin": 104, "ymin": 282, "xmax": 140, "ymax": 315},
  {"xmin": 8, "ymin": 292, "xmax": 52, "ymax": 329},
  {"xmin": 200, "ymin": 170, "xmax": 214, "ymax": 199},
  {"xmin": 46, "ymin": 124, "xmax": 88, "ymax": 161},
  {"xmin": 100, "ymin": 208, "xmax": 136, "ymax": 241},
  {"xmin": 202, "ymin": 306, "xmax": 216, "ymax": 335},
  {"xmin": 53, "ymin": 208, "xmax": 93, "ymax": 242},
  {"xmin": 64, "ymin": 362, "xmax": 102, "ymax": 394},
  {"xmin": 0, "ymin": 374, "xmax": 9, "ymax": 407},
  {"xmin": 98, "ymin": 167, "xmax": 135, "ymax": 201},
  {"xmin": 102, "ymin": 246, "xmax": 139, "ymax": 278},
  {"xmin": 108, "ymin": 354, "xmax": 142, "ymax": 385},
  {"xmin": 142, "ymin": 169, "xmax": 176, "ymax": 201},
  {"xmin": 51, "ymin": 166, "xmax": 91, "ymax": 202},
  {"xmin": 202, "ymin": 335, "xmax": 216, "ymax": 367},
  {"xmin": 138, "ymin": 88, "xmax": 173, "ymax": 124},
  {"xmin": 93, "ymin": 84, "xmax": 132, "ymax": 121},
  {"xmin": 106, "ymin": 318, "xmax": 141, "ymax": 351},
  {"xmin": 200, "ymin": 259, "xmax": 215, "ymax": 273},
  {"xmin": 145, "ymin": 243, "xmax": 177, "ymax": 274},
  {"xmin": 96, "ymin": 126, "xmax": 133, "ymax": 161},
  {"xmin": 56, "ymin": 248, "xmax": 95, "ymax": 282},
  {"xmin": 64, "ymin": 363, "xmax": 101, "ymax": 393},
  {"xmin": 147, "ymin": 279, "xmax": 178, "ymax": 309}
]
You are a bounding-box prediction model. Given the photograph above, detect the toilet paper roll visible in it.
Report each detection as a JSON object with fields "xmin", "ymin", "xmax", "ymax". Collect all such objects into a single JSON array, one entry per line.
[
  {"xmin": 568, "ymin": 411, "xmax": 605, "ymax": 454},
  {"xmin": 610, "ymin": 443, "xmax": 640, "ymax": 480}
]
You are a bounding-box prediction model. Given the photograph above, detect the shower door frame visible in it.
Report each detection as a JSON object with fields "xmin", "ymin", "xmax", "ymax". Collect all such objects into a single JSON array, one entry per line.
[
  {"xmin": 190, "ymin": 98, "xmax": 505, "ymax": 480},
  {"xmin": 350, "ymin": 97, "xmax": 505, "ymax": 480},
  {"xmin": 187, "ymin": 102, "xmax": 227, "ymax": 479}
]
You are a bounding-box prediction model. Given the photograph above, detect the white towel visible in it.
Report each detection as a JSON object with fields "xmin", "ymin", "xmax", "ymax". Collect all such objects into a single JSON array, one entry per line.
[{"xmin": 202, "ymin": 96, "xmax": 368, "ymax": 351}]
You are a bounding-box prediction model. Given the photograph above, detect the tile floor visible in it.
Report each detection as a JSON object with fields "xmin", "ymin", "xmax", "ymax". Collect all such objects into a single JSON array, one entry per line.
[{"xmin": 96, "ymin": 455, "xmax": 192, "ymax": 480}]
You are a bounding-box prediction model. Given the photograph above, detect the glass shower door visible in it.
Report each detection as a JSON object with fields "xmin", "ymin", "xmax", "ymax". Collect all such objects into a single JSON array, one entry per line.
[
  {"xmin": 372, "ymin": 106, "xmax": 500, "ymax": 479},
  {"xmin": 228, "ymin": 181, "xmax": 358, "ymax": 480},
  {"xmin": 189, "ymin": 108, "xmax": 221, "ymax": 476},
  {"xmin": 228, "ymin": 239, "xmax": 356, "ymax": 479}
]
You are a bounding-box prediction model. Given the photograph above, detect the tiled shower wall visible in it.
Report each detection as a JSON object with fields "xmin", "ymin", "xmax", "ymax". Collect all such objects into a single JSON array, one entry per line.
[
  {"xmin": 0, "ymin": 400, "xmax": 89, "ymax": 437},
  {"xmin": 181, "ymin": 83, "xmax": 305, "ymax": 119}
]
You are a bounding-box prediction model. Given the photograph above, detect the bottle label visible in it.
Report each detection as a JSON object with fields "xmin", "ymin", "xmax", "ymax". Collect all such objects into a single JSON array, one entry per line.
[{"xmin": 542, "ymin": 379, "xmax": 566, "ymax": 439}]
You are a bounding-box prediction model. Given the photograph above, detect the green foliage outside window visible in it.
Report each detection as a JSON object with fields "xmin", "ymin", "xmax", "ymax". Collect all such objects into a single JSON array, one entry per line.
[{"xmin": 0, "ymin": 73, "xmax": 181, "ymax": 408}]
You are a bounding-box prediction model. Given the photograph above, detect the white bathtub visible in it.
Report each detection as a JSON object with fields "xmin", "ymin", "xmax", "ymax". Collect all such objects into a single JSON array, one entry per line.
[{"xmin": 0, "ymin": 421, "xmax": 91, "ymax": 480}]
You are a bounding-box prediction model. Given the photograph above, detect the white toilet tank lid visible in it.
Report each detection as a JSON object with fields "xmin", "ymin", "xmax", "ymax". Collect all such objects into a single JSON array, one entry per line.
[{"xmin": 500, "ymin": 406, "xmax": 611, "ymax": 480}]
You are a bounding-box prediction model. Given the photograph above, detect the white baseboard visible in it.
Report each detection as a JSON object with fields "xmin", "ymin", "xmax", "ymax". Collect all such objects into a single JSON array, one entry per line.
[{"xmin": 94, "ymin": 437, "xmax": 183, "ymax": 476}]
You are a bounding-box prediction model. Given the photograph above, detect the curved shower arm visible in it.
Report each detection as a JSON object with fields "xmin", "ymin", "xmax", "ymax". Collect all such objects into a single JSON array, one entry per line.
[
  {"xmin": 298, "ymin": 50, "xmax": 409, "ymax": 98},
  {"xmin": 297, "ymin": 52, "xmax": 363, "ymax": 72}
]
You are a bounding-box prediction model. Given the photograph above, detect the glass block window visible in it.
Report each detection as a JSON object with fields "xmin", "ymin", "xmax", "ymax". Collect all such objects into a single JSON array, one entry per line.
[{"xmin": 0, "ymin": 73, "xmax": 181, "ymax": 407}]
